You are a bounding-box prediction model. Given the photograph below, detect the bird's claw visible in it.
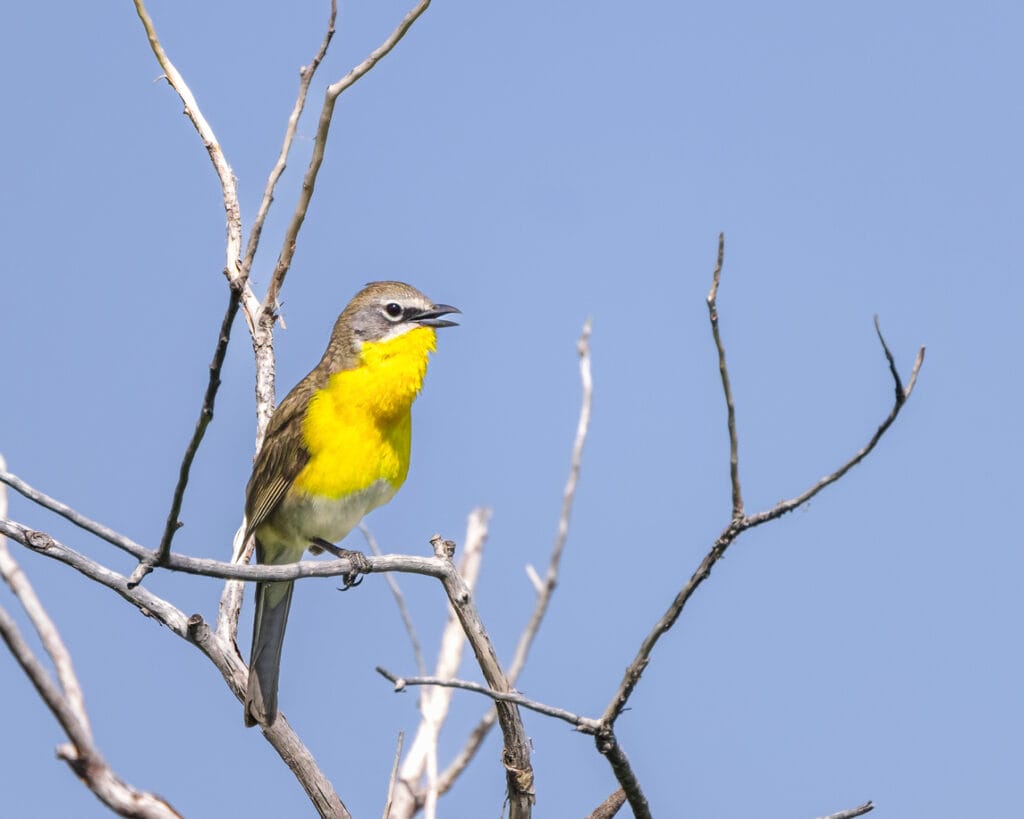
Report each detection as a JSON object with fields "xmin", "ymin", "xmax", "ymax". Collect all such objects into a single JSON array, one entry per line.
[{"xmin": 310, "ymin": 539, "xmax": 370, "ymax": 590}]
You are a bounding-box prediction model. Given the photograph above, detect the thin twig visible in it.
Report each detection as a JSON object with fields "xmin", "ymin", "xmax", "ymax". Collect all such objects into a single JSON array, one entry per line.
[
  {"xmin": 130, "ymin": 0, "xmax": 259, "ymax": 326},
  {"xmin": 262, "ymin": 0, "xmax": 433, "ymax": 312},
  {"xmin": 586, "ymin": 789, "xmax": 627, "ymax": 819},
  {"xmin": 376, "ymin": 668, "xmax": 598, "ymax": 731},
  {"xmin": 817, "ymin": 801, "xmax": 874, "ymax": 819},
  {"xmin": 0, "ymin": 468, "xmax": 149, "ymax": 559},
  {"xmin": 382, "ymin": 731, "xmax": 405, "ymax": 819},
  {"xmin": 0, "ymin": 457, "xmax": 90, "ymax": 735},
  {"xmin": 387, "ymin": 511, "xmax": 490, "ymax": 818},
  {"xmin": 510, "ymin": 319, "xmax": 592, "ymax": 680},
  {"xmin": 742, "ymin": 326, "xmax": 925, "ymax": 530},
  {"xmin": 600, "ymin": 241, "xmax": 925, "ymax": 731},
  {"xmin": 437, "ymin": 321, "xmax": 593, "ymax": 796},
  {"xmin": 242, "ymin": 0, "xmax": 338, "ymax": 282},
  {"xmin": 131, "ymin": 281, "xmax": 242, "ymax": 586},
  {"xmin": 706, "ymin": 233, "xmax": 743, "ymax": 518},
  {"xmin": 426, "ymin": 534, "xmax": 534, "ymax": 818},
  {"xmin": 361, "ymin": 524, "xmax": 426, "ymax": 676}
]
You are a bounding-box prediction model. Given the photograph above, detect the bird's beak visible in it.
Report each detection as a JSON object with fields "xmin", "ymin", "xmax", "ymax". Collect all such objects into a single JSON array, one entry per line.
[{"xmin": 413, "ymin": 304, "xmax": 461, "ymax": 328}]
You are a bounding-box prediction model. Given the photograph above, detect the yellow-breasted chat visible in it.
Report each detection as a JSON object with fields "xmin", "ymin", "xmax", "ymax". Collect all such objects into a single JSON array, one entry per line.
[{"xmin": 243, "ymin": 281, "xmax": 458, "ymax": 727}]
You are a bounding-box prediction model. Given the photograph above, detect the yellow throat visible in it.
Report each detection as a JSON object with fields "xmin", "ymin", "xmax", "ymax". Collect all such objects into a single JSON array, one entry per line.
[{"xmin": 293, "ymin": 326, "xmax": 438, "ymax": 500}]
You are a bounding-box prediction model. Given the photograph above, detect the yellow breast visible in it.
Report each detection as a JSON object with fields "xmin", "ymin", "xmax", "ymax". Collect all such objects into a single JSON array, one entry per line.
[{"xmin": 292, "ymin": 326, "xmax": 437, "ymax": 500}]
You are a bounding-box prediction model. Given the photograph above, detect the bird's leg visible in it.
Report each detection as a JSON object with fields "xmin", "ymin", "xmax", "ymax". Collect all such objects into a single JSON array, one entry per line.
[{"xmin": 310, "ymin": 537, "xmax": 371, "ymax": 589}]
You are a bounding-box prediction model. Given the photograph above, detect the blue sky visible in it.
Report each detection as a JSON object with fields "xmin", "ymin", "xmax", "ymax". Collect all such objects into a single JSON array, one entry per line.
[{"xmin": 2, "ymin": 1, "xmax": 1021, "ymax": 816}]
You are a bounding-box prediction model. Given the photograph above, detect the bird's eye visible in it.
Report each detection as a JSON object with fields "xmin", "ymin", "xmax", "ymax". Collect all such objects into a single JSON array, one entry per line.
[{"xmin": 384, "ymin": 302, "xmax": 403, "ymax": 320}]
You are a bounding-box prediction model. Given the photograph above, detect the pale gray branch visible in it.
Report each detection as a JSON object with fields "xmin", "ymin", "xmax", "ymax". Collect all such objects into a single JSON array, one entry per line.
[
  {"xmin": 0, "ymin": 515, "xmax": 348, "ymax": 817},
  {"xmin": 0, "ymin": 458, "xmax": 182, "ymax": 818},
  {"xmin": 0, "ymin": 459, "xmax": 89, "ymax": 736},
  {"xmin": 425, "ymin": 534, "xmax": 534, "ymax": 818},
  {"xmin": 387, "ymin": 510, "xmax": 490, "ymax": 819},
  {"xmin": 437, "ymin": 321, "xmax": 593, "ymax": 796},
  {"xmin": 817, "ymin": 801, "xmax": 874, "ymax": 819},
  {"xmin": 586, "ymin": 789, "xmax": 627, "ymax": 819},
  {"xmin": 382, "ymin": 731, "xmax": 405, "ymax": 819},
  {"xmin": 376, "ymin": 668, "xmax": 598, "ymax": 732},
  {"xmin": 242, "ymin": 0, "xmax": 338, "ymax": 282},
  {"xmin": 130, "ymin": 0, "xmax": 259, "ymax": 327}
]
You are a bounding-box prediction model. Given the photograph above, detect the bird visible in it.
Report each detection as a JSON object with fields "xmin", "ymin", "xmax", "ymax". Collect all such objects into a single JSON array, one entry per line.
[{"xmin": 242, "ymin": 281, "xmax": 458, "ymax": 727}]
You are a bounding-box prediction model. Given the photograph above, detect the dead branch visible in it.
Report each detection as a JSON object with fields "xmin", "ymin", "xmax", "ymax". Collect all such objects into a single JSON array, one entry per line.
[
  {"xmin": 131, "ymin": 281, "xmax": 243, "ymax": 585},
  {"xmin": 425, "ymin": 534, "xmax": 534, "ymax": 817},
  {"xmin": 0, "ymin": 461, "xmax": 182, "ymax": 818},
  {"xmin": 586, "ymin": 789, "xmax": 627, "ymax": 819},
  {"xmin": 601, "ymin": 237, "xmax": 925, "ymax": 728},
  {"xmin": 130, "ymin": 0, "xmax": 258, "ymax": 324},
  {"xmin": 376, "ymin": 668, "xmax": 597, "ymax": 731},
  {"xmin": 0, "ymin": 514, "xmax": 348, "ymax": 817},
  {"xmin": 436, "ymin": 320, "xmax": 593, "ymax": 796},
  {"xmin": 387, "ymin": 510, "xmax": 490, "ymax": 818},
  {"xmin": 818, "ymin": 801, "xmax": 874, "ymax": 819},
  {"xmin": 262, "ymin": 0, "xmax": 434, "ymax": 313},
  {"xmin": 242, "ymin": 0, "xmax": 338, "ymax": 281}
]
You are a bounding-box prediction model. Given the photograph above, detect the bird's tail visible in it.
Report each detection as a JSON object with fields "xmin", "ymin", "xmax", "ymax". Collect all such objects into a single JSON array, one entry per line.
[{"xmin": 245, "ymin": 579, "xmax": 295, "ymax": 727}]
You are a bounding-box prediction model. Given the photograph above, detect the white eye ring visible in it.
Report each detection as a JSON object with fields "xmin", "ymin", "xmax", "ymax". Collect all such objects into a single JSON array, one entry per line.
[{"xmin": 384, "ymin": 302, "xmax": 403, "ymax": 321}]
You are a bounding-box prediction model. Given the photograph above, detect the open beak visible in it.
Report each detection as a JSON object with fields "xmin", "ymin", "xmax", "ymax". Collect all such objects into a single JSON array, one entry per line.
[{"xmin": 413, "ymin": 303, "xmax": 461, "ymax": 328}]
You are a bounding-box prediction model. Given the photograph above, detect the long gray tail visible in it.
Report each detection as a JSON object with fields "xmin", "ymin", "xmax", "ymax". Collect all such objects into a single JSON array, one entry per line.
[{"xmin": 244, "ymin": 579, "xmax": 295, "ymax": 727}]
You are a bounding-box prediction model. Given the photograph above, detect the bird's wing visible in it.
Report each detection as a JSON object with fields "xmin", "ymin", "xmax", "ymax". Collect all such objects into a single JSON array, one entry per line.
[{"xmin": 244, "ymin": 372, "xmax": 321, "ymax": 542}]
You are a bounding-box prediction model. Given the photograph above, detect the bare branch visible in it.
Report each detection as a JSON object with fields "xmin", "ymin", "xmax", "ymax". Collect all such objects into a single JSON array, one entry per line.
[
  {"xmin": 130, "ymin": 0, "xmax": 259, "ymax": 325},
  {"xmin": 382, "ymin": 731, "xmax": 405, "ymax": 819},
  {"xmin": 0, "ymin": 459, "xmax": 89, "ymax": 735},
  {"xmin": 438, "ymin": 321, "xmax": 593, "ymax": 795},
  {"xmin": 129, "ymin": 281, "xmax": 243, "ymax": 587},
  {"xmin": 263, "ymin": 0, "xmax": 433, "ymax": 311},
  {"xmin": 586, "ymin": 789, "xmax": 626, "ymax": 819},
  {"xmin": 0, "ymin": 516, "xmax": 444, "ymax": 584},
  {"xmin": 387, "ymin": 511, "xmax": 490, "ymax": 818},
  {"xmin": 601, "ymin": 241, "xmax": 925, "ymax": 728},
  {"xmin": 510, "ymin": 319, "xmax": 592, "ymax": 680},
  {"xmin": 0, "ymin": 467, "xmax": 151, "ymax": 559},
  {"xmin": 0, "ymin": 602, "xmax": 183, "ymax": 818},
  {"xmin": 242, "ymin": 0, "xmax": 338, "ymax": 282},
  {"xmin": 742, "ymin": 324, "xmax": 925, "ymax": 529},
  {"xmin": 376, "ymin": 668, "xmax": 598, "ymax": 731},
  {"xmin": 817, "ymin": 801, "xmax": 874, "ymax": 819},
  {"xmin": 593, "ymin": 729, "xmax": 651, "ymax": 819},
  {"xmin": 215, "ymin": 524, "xmax": 251, "ymax": 644},
  {"xmin": 0, "ymin": 514, "xmax": 349, "ymax": 817},
  {"xmin": 0, "ymin": 459, "xmax": 182, "ymax": 818},
  {"xmin": 426, "ymin": 534, "xmax": 534, "ymax": 817},
  {"xmin": 706, "ymin": 232, "xmax": 743, "ymax": 518}
]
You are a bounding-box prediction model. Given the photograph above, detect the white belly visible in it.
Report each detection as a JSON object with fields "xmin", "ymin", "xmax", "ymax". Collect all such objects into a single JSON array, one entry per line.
[{"xmin": 257, "ymin": 479, "xmax": 397, "ymax": 562}]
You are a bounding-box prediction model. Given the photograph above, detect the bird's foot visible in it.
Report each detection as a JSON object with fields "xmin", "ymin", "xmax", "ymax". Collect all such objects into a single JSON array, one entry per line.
[{"xmin": 310, "ymin": 538, "xmax": 370, "ymax": 589}]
